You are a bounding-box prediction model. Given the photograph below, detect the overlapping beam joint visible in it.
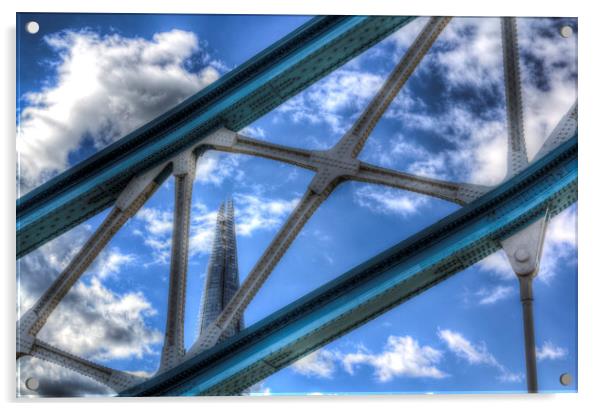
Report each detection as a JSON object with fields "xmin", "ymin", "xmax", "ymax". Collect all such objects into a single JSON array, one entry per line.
[{"xmin": 16, "ymin": 16, "xmax": 577, "ymax": 394}]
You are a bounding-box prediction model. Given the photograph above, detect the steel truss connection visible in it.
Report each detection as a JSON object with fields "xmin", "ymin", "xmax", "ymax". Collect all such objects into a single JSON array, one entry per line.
[{"xmin": 16, "ymin": 15, "xmax": 577, "ymax": 396}]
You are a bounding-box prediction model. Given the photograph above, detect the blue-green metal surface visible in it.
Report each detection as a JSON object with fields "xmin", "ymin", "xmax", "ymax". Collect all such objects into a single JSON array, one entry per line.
[
  {"xmin": 16, "ymin": 15, "xmax": 416, "ymax": 258},
  {"xmin": 120, "ymin": 133, "xmax": 577, "ymax": 397}
]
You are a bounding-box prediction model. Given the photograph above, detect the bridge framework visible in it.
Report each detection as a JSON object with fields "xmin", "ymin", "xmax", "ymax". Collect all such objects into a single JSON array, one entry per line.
[{"xmin": 16, "ymin": 15, "xmax": 577, "ymax": 396}]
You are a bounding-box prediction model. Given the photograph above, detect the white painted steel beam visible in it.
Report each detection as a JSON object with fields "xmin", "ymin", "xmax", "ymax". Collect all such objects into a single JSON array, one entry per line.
[
  {"xmin": 30, "ymin": 338, "xmax": 144, "ymax": 392},
  {"xmin": 202, "ymin": 128, "xmax": 315, "ymax": 171},
  {"xmin": 354, "ymin": 162, "xmax": 489, "ymax": 205},
  {"xmin": 502, "ymin": 17, "xmax": 529, "ymax": 178},
  {"xmin": 158, "ymin": 151, "xmax": 197, "ymax": 372}
]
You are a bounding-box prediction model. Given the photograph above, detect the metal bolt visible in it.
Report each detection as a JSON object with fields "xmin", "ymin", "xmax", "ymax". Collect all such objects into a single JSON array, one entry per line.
[
  {"xmin": 514, "ymin": 248, "xmax": 530, "ymax": 263},
  {"xmin": 559, "ymin": 373, "xmax": 572, "ymax": 386}
]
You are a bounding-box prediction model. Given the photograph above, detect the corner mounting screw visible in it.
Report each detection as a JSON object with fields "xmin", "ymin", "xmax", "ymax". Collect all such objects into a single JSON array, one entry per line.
[
  {"xmin": 25, "ymin": 21, "xmax": 40, "ymax": 34},
  {"xmin": 559, "ymin": 373, "xmax": 572, "ymax": 386},
  {"xmin": 25, "ymin": 377, "xmax": 39, "ymax": 391},
  {"xmin": 560, "ymin": 26, "xmax": 573, "ymax": 38}
]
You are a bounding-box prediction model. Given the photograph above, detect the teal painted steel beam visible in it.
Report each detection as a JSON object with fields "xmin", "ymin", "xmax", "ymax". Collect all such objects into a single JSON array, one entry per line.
[
  {"xmin": 17, "ymin": 15, "xmax": 415, "ymax": 258},
  {"xmin": 120, "ymin": 134, "xmax": 577, "ymax": 397}
]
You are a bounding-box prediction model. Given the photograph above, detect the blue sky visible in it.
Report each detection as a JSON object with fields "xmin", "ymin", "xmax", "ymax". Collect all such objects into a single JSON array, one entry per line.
[{"xmin": 16, "ymin": 14, "xmax": 577, "ymax": 397}]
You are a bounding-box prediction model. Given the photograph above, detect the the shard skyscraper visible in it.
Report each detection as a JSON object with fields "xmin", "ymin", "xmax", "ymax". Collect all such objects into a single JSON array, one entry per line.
[{"xmin": 198, "ymin": 199, "xmax": 243, "ymax": 341}]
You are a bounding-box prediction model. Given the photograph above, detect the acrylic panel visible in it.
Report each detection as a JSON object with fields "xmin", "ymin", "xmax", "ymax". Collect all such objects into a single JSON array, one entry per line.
[{"xmin": 16, "ymin": 13, "xmax": 578, "ymax": 397}]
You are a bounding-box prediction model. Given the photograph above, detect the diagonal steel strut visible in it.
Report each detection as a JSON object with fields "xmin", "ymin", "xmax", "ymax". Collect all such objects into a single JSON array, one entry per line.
[
  {"xmin": 354, "ymin": 162, "xmax": 489, "ymax": 205},
  {"xmin": 29, "ymin": 338, "xmax": 145, "ymax": 392},
  {"xmin": 17, "ymin": 165, "xmax": 169, "ymax": 342},
  {"xmin": 502, "ymin": 17, "xmax": 529, "ymax": 178},
  {"xmin": 16, "ymin": 165, "xmax": 172, "ymax": 391}
]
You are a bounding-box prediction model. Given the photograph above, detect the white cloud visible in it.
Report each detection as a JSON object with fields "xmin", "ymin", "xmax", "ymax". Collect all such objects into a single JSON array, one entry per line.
[
  {"xmin": 547, "ymin": 205, "xmax": 578, "ymax": 244},
  {"xmin": 362, "ymin": 132, "xmax": 430, "ymax": 170},
  {"xmin": 434, "ymin": 18, "xmax": 505, "ymax": 90},
  {"xmin": 39, "ymin": 277, "xmax": 163, "ymax": 362},
  {"xmin": 288, "ymin": 335, "xmax": 447, "ymax": 383},
  {"xmin": 195, "ymin": 151, "xmax": 245, "ymax": 186},
  {"xmin": 133, "ymin": 207, "xmax": 174, "ymax": 264},
  {"xmin": 240, "ymin": 125, "xmax": 267, "ymax": 140},
  {"xmin": 497, "ymin": 370, "xmax": 525, "ymax": 383},
  {"xmin": 438, "ymin": 328, "xmax": 522, "ymax": 383},
  {"xmin": 291, "ymin": 349, "xmax": 338, "ymax": 379},
  {"xmin": 353, "ymin": 185, "xmax": 429, "ymax": 217},
  {"xmin": 475, "ymin": 285, "xmax": 515, "ymax": 305},
  {"xmin": 17, "ymin": 29, "xmax": 220, "ymax": 191},
  {"xmin": 94, "ymin": 249, "xmax": 136, "ymax": 279},
  {"xmin": 478, "ymin": 252, "xmax": 513, "ymax": 280},
  {"xmin": 233, "ymin": 193, "xmax": 300, "ymax": 237},
  {"xmin": 536, "ymin": 341, "xmax": 568, "ymax": 361},
  {"xmin": 189, "ymin": 205, "xmax": 219, "ymax": 257},
  {"xmin": 341, "ymin": 336, "xmax": 447, "ymax": 381},
  {"xmin": 247, "ymin": 382, "xmax": 272, "ymax": 396},
  {"xmin": 437, "ymin": 329, "xmax": 498, "ymax": 367}
]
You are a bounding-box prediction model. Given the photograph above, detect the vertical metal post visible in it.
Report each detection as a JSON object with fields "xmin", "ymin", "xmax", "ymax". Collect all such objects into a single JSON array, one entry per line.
[
  {"xmin": 518, "ymin": 274, "xmax": 538, "ymax": 393},
  {"xmin": 501, "ymin": 215, "xmax": 548, "ymax": 394},
  {"xmin": 158, "ymin": 151, "xmax": 196, "ymax": 372}
]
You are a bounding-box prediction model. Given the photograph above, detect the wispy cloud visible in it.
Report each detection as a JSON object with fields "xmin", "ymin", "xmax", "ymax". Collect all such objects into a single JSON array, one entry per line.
[
  {"xmin": 94, "ymin": 249, "xmax": 136, "ymax": 279},
  {"xmin": 233, "ymin": 193, "xmax": 300, "ymax": 236},
  {"xmin": 341, "ymin": 336, "xmax": 447, "ymax": 381},
  {"xmin": 291, "ymin": 349, "xmax": 338, "ymax": 378},
  {"xmin": 247, "ymin": 381, "xmax": 272, "ymax": 396},
  {"xmin": 195, "ymin": 151, "xmax": 245, "ymax": 186},
  {"xmin": 536, "ymin": 341, "xmax": 568, "ymax": 361},
  {"xmin": 133, "ymin": 207, "xmax": 174, "ymax": 264},
  {"xmin": 475, "ymin": 285, "xmax": 515, "ymax": 305},
  {"xmin": 352, "ymin": 185, "xmax": 430, "ymax": 217},
  {"xmin": 241, "ymin": 125, "xmax": 267, "ymax": 140},
  {"xmin": 438, "ymin": 328, "xmax": 522, "ymax": 383},
  {"xmin": 290, "ymin": 329, "xmax": 529, "ymax": 385},
  {"xmin": 292, "ymin": 336, "xmax": 447, "ymax": 382},
  {"xmin": 438, "ymin": 329, "xmax": 498, "ymax": 367}
]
